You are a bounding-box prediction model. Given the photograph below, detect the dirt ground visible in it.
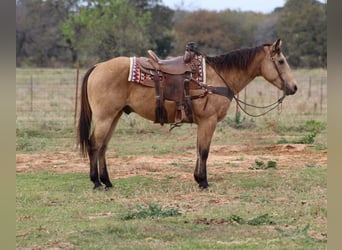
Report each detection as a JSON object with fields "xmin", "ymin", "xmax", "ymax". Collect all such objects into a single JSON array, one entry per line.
[{"xmin": 16, "ymin": 144, "xmax": 327, "ymax": 182}]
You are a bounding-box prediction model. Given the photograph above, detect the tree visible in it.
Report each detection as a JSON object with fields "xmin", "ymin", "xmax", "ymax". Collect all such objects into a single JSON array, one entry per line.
[
  {"xmin": 276, "ymin": 0, "xmax": 327, "ymax": 68},
  {"xmin": 173, "ymin": 10, "xmax": 228, "ymax": 55},
  {"xmin": 16, "ymin": 0, "xmax": 326, "ymax": 68},
  {"xmin": 254, "ymin": 13, "xmax": 279, "ymax": 45},
  {"xmin": 173, "ymin": 10, "xmax": 265, "ymax": 56},
  {"xmin": 16, "ymin": 0, "xmax": 79, "ymax": 67},
  {"xmin": 147, "ymin": 4, "xmax": 174, "ymax": 57},
  {"xmin": 62, "ymin": 0, "xmax": 150, "ymax": 65},
  {"xmin": 62, "ymin": 0, "xmax": 174, "ymax": 65}
]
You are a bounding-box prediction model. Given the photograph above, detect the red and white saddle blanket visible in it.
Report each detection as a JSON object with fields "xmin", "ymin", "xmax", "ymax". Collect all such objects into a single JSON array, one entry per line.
[{"xmin": 128, "ymin": 56, "xmax": 206, "ymax": 85}]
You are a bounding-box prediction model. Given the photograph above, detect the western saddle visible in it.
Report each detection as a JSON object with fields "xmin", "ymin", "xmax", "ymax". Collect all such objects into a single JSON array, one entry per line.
[{"xmin": 138, "ymin": 42, "xmax": 203, "ymax": 125}]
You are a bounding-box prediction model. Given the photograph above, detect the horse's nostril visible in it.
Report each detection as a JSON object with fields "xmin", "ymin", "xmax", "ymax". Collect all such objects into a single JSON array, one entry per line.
[{"xmin": 294, "ymin": 85, "xmax": 298, "ymax": 92}]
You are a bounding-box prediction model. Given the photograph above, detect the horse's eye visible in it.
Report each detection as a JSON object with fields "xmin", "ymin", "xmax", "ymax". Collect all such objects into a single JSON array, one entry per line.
[{"xmin": 278, "ymin": 59, "xmax": 285, "ymax": 65}]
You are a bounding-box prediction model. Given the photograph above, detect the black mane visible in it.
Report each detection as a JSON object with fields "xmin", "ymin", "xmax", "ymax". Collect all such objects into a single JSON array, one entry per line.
[{"xmin": 205, "ymin": 44, "xmax": 270, "ymax": 71}]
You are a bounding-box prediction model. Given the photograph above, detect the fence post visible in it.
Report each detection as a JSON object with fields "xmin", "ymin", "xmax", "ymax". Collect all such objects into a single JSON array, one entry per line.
[
  {"xmin": 244, "ymin": 87, "xmax": 247, "ymax": 111},
  {"xmin": 308, "ymin": 76, "xmax": 311, "ymax": 98},
  {"xmin": 320, "ymin": 76, "xmax": 324, "ymax": 114},
  {"xmin": 277, "ymin": 90, "xmax": 280, "ymax": 112},
  {"xmin": 236, "ymin": 92, "xmax": 239, "ymax": 116},
  {"xmin": 74, "ymin": 63, "xmax": 80, "ymax": 131},
  {"xmin": 30, "ymin": 75, "xmax": 33, "ymax": 112}
]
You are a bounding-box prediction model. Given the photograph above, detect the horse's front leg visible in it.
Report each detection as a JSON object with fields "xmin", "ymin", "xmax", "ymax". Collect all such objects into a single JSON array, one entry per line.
[{"xmin": 194, "ymin": 117, "xmax": 217, "ymax": 189}]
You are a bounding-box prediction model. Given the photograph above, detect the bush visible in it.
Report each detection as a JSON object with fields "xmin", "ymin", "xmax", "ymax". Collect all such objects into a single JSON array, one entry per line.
[
  {"xmin": 277, "ymin": 132, "xmax": 316, "ymax": 144},
  {"xmin": 223, "ymin": 111, "xmax": 256, "ymax": 129},
  {"xmin": 120, "ymin": 204, "xmax": 181, "ymax": 220}
]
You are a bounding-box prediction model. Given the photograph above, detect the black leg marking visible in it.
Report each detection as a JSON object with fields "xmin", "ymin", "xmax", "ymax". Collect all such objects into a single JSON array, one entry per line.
[{"xmin": 194, "ymin": 147, "xmax": 209, "ymax": 189}]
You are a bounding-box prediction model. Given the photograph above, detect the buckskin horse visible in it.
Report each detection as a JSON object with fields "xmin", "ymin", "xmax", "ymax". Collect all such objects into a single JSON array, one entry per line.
[{"xmin": 78, "ymin": 39, "xmax": 297, "ymax": 189}]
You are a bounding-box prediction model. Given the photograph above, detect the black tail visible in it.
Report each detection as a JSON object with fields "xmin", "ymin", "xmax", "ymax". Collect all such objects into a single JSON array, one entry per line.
[{"xmin": 77, "ymin": 65, "xmax": 96, "ymax": 157}]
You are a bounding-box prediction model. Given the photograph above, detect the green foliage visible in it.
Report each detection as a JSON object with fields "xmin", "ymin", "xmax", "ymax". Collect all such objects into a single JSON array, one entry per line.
[
  {"xmin": 300, "ymin": 120, "xmax": 326, "ymax": 133},
  {"xmin": 297, "ymin": 132, "xmax": 317, "ymax": 144},
  {"xmin": 276, "ymin": 0, "xmax": 326, "ymax": 68},
  {"xmin": 62, "ymin": 0, "xmax": 154, "ymax": 64},
  {"xmin": 314, "ymin": 143, "xmax": 327, "ymax": 151},
  {"xmin": 247, "ymin": 213, "xmax": 275, "ymax": 226},
  {"xmin": 274, "ymin": 119, "xmax": 325, "ymax": 146},
  {"xmin": 228, "ymin": 214, "xmax": 275, "ymax": 226},
  {"xmin": 248, "ymin": 159, "xmax": 277, "ymax": 170},
  {"xmin": 16, "ymin": 0, "xmax": 77, "ymax": 66},
  {"xmin": 173, "ymin": 10, "xmax": 267, "ymax": 55},
  {"xmin": 119, "ymin": 203, "xmax": 181, "ymax": 220},
  {"xmin": 273, "ymin": 119, "xmax": 325, "ymax": 134},
  {"xmin": 60, "ymin": 0, "xmax": 174, "ymax": 65},
  {"xmin": 228, "ymin": 214, "xmax": 246, "ymax": 224},
  {"xmin": 146, "ymin": 3, "xmax": 174, "ymax": 57},
  {"xmin": 16, "ymin": 0, "xmax": 326, "ymax": 68},
  {"xmin": 223, "ymin": 111, "xmax": 256, "ymax": 129},
  {"xmin": 16, "ymin": 128, "xmax": 75, "ymax": 152},
  {"xmin": 277, "ymin": 132, "xmax": 317, "ymax": 144}
]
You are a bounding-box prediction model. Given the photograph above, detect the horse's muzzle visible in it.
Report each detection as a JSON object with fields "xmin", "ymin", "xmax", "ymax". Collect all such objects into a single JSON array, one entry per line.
[{"xmin": 286, "ymin": 84, "xmax": 297, "ymax": 95}]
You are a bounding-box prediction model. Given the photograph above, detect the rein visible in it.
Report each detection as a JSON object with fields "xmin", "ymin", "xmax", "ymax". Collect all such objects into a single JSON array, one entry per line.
[
  {"xmin": 233, "ymin": 92, "xmax": 285, "ymax": 117},
  {"xmin": 202, "ymin": 52, "xmax": 287, "ymax": 118}
]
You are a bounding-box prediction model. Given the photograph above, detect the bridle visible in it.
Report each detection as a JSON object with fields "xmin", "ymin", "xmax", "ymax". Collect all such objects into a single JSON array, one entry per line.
[
  {"xmin": 270, "ymin": 52, "xmax": 289, "ymax": 95},
  {"xmin": 204, "ymin": 51, "xmax": 288, "ymax": 118}
]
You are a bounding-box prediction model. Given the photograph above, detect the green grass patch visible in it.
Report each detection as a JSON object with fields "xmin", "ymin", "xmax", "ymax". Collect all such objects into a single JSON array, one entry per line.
[
  {"xmin": 274, "ymin": 119, "xmax": 326, "ymax": 134},
  {"xmin": 221, "ymin": 111, "xmax": 256, "ymax": 129},
  {"xmin": 16, "ymin": 128, "xmax": 76, "ymax": 152},
  {"xmin": 238, "ymin": 173, "xmax": 276, "ymax": 190},
  {"xmin": 248, "ymin": 159, "xmax": 277, "ymax": 170},
  {"xmin": 277, "ymin": 132, "xmax": 317, "ymax": 144},
  {"xmin": 271, "ymin": 119, "xmax": 327, "ymax": 146},
  {"xmin": 17, "ymin": 167, "xmax": 327, "ymax": 249},
  {"xmin": 119, "ymin": 203, "xmax": 181, "ymax": 220},
  {"xmin": 228, "ymin": 213, "xmax": 275, "ymax": 226}
]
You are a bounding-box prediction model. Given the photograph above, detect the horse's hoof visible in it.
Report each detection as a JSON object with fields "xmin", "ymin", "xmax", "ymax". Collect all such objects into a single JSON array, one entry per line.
[
  {"xmin": 93, "ymin": 184, "xmax": 103, "ymax": 190},
  {"xmin": 105, "ymin": 186, "xmax": 113, "ymax": 191},
  {"xmin": 199, "ymin": 184, "xmax": 210, "ymax": 191}
]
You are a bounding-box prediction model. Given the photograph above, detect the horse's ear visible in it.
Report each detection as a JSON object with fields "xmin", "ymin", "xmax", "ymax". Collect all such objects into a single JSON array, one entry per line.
[{"xmin": 271, "ymin": 39, "xmax": 282, "ymax": 55}]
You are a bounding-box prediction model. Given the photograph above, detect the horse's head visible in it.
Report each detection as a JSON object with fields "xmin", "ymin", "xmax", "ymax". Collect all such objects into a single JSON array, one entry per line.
[{"xmin": 261, "ymin": 39, "xmax": 297, "ymax": 95}]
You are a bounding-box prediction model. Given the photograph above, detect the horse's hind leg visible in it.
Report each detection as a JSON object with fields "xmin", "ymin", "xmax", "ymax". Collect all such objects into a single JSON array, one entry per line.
[
  {"xmin": 88, "ymin": 138, "xmax": 102, "ymax": 189},
  {"xmin": 88, "ymin": 115, "xmax": 118, "ymax": 189},
  {"xmin": 97, "ymin": 112, "xmax": 123, "ymax": 189},
  {"xmin": 98, "ymin": 144, "xmax": 112, "ymax": 188}
]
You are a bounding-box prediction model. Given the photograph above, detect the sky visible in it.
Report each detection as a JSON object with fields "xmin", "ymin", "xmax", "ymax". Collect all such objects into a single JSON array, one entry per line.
[{"xmin": 161, "ymin": 0, "xmax": 326, "ymax": 13}]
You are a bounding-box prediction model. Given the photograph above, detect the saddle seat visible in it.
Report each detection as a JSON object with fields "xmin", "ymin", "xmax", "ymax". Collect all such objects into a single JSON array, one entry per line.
[{"xmin": 146, "ymin": 50, "xmax": 192, "ymax": 75}]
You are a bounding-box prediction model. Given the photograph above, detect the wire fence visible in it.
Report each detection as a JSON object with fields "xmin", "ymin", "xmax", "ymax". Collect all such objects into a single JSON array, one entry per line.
[{"xmin": 16, "ymin": 68, "xmax": 327, "ymax": 131}]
